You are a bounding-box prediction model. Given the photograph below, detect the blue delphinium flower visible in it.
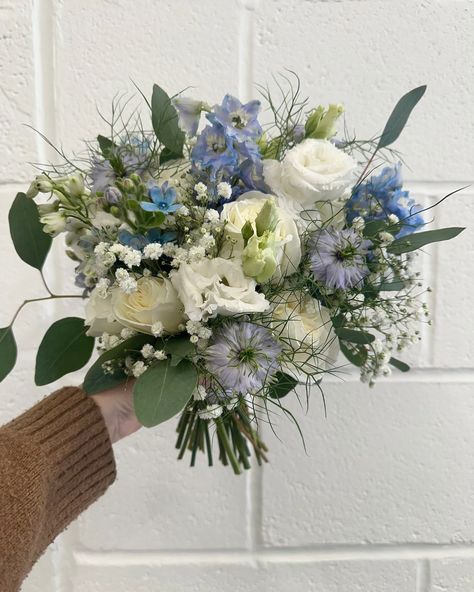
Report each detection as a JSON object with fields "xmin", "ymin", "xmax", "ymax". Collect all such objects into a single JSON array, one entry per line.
[
  {"xmin": 118, "ymin": 228, "xmax": 177, "ymax": 250},
  {"xmin": 173, "ymin": 97, "xmax": 205, "ymax": 137},
  {"xmin": 311, "ymin": 227, "xmax": 372, "ymax": 290},
  {"xmin": 234, "ymin": 158, "xmax": 269, "ymax": 196},
  {"xmin": 140, "ymin": 182, "xmax": 180, "ymax": 214},
  {"xmin": 191, "ymin": 124, "xmax": 238, "ymax": 173},
  {"xmin": 346, "ymin": 163, "xmax": 424, "ymax": 237},
  {"xmin": 205, "ymin": 322, "xmax": 281, "ymax": 394},
  {"xmin": 207, "ymin": 95, "xmax": 262, "ymax": 142}
]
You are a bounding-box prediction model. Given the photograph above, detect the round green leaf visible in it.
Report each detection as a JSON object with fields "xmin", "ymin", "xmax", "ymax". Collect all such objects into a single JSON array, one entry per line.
[
  {"xmin": 0, "ymin": 326, "xmax": 17, "ymax": 383},
  {"xmin": 35, "ymin": 317, "xmax": 94, "ymax": 386},
  {"xmin": 151, "ymin": 84, "xmax": 185, "ymax": 156},
  {"xmin": 8, "ymin": 192, "xmax": 52, "ymax": 270},
  {"xmin": 134, "ymin": 358, "xmax": 197, "ymax": 428}
]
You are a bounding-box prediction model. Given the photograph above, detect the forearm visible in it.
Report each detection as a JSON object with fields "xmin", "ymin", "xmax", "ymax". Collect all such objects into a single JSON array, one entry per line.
[{"xmin": 0, "ymin": 387, "xmax": 116, "ymax": 592}]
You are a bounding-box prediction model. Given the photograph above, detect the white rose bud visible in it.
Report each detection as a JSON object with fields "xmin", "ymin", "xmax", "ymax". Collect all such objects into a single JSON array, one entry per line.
[{"xmin": 263, "ymin": 139, "xmax": 357, "ymax": 212}]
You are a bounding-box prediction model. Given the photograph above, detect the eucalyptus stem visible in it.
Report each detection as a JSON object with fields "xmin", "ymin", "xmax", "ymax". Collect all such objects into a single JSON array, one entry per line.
[{"xmin": 8, "ymin": 293, "xmax": 83, "ymax": 328}]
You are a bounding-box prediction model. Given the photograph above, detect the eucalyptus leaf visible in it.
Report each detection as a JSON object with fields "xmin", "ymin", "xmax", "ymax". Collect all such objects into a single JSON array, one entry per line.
[
  {"xmin": 340, "ymin": 341, "xmax": 367, "ymax": 367},
  {"xmin": 377, "ymin": 85, "xmax": 427, "ymax": 151},
  {"xmin": 160, "ymin": 146, "xmax": 182, "ymax": 164},
  {"xmin": 387, "ymin": 227, "xmax": 465, "ymax": 255},
  {"xmin": 164, "ymin": 336, "xmax": 195, "ymax": 367},
  {"xmin": 35, "ymin": 317, "xmax": 95, "ymax": 386},
  {"xmin": 268, "ymin": 372, "xmax": 298, "ymax": 399},
  {"xmin": 83, "ymin": 334, "xmax": 151, "ymax": 394},
  {"xmin": 151, "ymin": 84, "xmax": 185, "ymax": 156},
  {"xmin": 8, "ymin": 192, "xmax": 52, "ymax": 270},
  {"xmin": 134, "ymin": 358, "xmax": 197, "ymax": 427},
  {"xmin": 97, "ymin": 135, "xmax": 115, "ymax": 159},
  {"xmin": 363, "ymin": 220, "xmax": 387, "ymax": 238},
  {"xmin": 389, "ymin": 357, "xmax": 410, "ymax": 372},
  {"xmin": 335, "ymin": 328, "xmax": 375, "ymax": 345},
  {"xmin": 0, "ymin": 326, "xmax": 17, "ymax": 383},
  {"xmin": 378, "ymin": 278, "xmax": 405, "ymax": 292}
]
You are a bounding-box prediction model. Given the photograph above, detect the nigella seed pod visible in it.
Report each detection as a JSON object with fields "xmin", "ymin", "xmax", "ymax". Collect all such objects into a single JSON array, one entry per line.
[{"xmin": 104, "ymin": 186, "xmax": 122, "ymax": 204}]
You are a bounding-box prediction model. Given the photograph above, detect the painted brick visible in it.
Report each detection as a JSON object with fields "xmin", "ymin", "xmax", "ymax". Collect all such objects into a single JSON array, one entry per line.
[
  {"xmin": 253, "ymin": 0, "xmax": 474, "ymax": 181},
  {"xmin": 432, "ymin": 558, "xmax": 474, "ymax": 592},
  {"xmin": 76, "ymin": 421, "xmax": 248, "ymax": 550},
  {"xmin": 261, "ymin": 381, "xmax": 474, "ymax": 546},
  {"xmin": 0, "ymin": 2, "xmax": 38, "ymax": 182},
  {"xmin": 70, "ymin": 560, "xmax": 416, "ymax": 592},
  {"xmin": 53, "ymin": 0, "xmax": 241, "ymax": 153}
]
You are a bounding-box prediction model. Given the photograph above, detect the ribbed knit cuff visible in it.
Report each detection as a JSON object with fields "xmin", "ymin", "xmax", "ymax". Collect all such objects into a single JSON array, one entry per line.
[{"xmin": 7, "ymin": 387, "xmax": 116, "ymax": 546}]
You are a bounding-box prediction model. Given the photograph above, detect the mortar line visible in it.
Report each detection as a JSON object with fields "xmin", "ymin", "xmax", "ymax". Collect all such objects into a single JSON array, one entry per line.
[
  {"xmin": 238, "ymin": 0, "xmax": 257, "ymax": 101},
  {"xmin": 416, "ymin": 559, "xmax": 431, "ymax": 592},
  {"xmin": 32, "ymin": 0, "xmax": 57, "ymax": 162},
  {"xmin": 73, "ymin": 542, "xmax": 474, "ymax": 567},
  {"xmin": 238, "ymin": 0, "xmax": 263, "ymax": 555}
]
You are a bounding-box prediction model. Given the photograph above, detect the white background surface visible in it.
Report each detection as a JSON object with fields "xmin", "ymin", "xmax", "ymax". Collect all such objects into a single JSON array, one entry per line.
[{"xmin": 0, "ymin": 1, "xmax": 474, "ymax": 590}]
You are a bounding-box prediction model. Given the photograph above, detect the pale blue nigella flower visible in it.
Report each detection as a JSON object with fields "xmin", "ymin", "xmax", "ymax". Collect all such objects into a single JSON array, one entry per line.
[
  {"xmin": 140, "ymin": 182, "xmax": 180, "ymax": 214},
  {"xmin": 207, "ymin": 94, "xmax": 262, "ymax": 142},
  {"xmin": 205, "ymin": 322, "xmax": 281, "ymax": 394},
  {"xmin": 311, "ymin": 227, "xmax": 372, "ymax": 290}
]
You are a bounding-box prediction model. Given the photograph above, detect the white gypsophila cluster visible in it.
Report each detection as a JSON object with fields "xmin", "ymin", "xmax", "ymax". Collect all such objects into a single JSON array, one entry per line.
[
  {"xmin": 94, "ymin": 242, "xmax": 116, "ymax": 274},
  {"xmin": 151, "ymin": 321, "xmax": 164, "ymax": 337},
  {"xmin": 115, "ymin": 268, "xmax": 138, "ymax": 293},
  {"xmin": 143, "ymin": 242, "xmax": 163, "ymax": 260},
  {"xmin": 121, "ymin": 327, "xmax": 136, "ymax": 339},
  {"xmin": 162, "ymin": 229, "xmax": 218, "ymax": 269},
  {"xmin": 194, "ymin": 182, "xmax": 208, "ymax": 202},
  {"xmin": 109, "ymin": 244, "xmax": 142, "ymax": 268},
  {"xmin": 132, "ymin": 360, "xmax": 147, "ymax": 377},
  {"xmin": 141, "ymin": 344, "xmax": 155, "ymax": 359},
  {"xmin": 95, "ymin": 278, "xmax": 110, "ymax": 299},
  {"xmin": 186, "ymin": 320, "xmax": 212, "ymax": 341},
  {"xmin": 97, "ymin": 331, "xmax": 123, "ymax": 352},
  {"xmin": 216, "ymin": 181, "xmax": 232, "ymax": 200},
  {"xmin": 346, "ymin": 293, "xmax": 428, "ymax": 385},
  {"xmin": 351, "ymin": 216, "xmax": 365, "ymax": 231}
]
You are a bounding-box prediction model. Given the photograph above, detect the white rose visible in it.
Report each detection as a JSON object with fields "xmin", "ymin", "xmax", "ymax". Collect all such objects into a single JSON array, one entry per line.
[
  {"xmin": 112, "ymin": 276, "xmax": 184, "ymax": 335},
  {"xmin": 85, "ymin": 288, "xmax": 124, "ymax": 337},
  {"xmin": 220, "ymin": 190, "xmax": 301, "ymax": 280},
  {"xmin": 170, "ymin": 257, "xmax": 269, "ymax": 322},
  {"xmin": 271, "ymin": 293, "xmax": 339, "ymax": 378},
  {"xmin": 263, "ymin": 139, "xmax": 357, "ymax": 212}
]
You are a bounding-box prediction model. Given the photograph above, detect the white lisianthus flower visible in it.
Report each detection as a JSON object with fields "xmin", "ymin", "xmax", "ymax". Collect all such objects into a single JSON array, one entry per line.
[
  {"xmin": 220, "ymin": 191, "xmax": 301, "ymax": 280},
  {"xmin": 271, "ymin": 293, "xmax": 339, "ymax": 378},
  {"xmin": 170, "ymin": 257, "xmax": 269, "ymax": 322},
  {"xmin": 112, "ymin": 276, "xmax": 185, "ymax": 335},
  {"xmin": 263, "ymin": 139, "xmax": 357, "ymax": 213},
  {"xmin": 85, "ymin": 287, "xmax": 124, "ymax": 337}
]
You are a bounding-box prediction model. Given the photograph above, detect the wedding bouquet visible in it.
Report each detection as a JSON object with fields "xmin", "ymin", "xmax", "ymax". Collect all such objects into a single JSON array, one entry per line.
[{"xmin": 1, "ymin": 76, "xmax": 463, "ymax": 473}]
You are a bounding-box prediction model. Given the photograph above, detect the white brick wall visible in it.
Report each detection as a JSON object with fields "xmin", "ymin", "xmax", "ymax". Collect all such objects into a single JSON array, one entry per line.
[{"xmin": 0, "ymin": 0, "xmax": 473, "ymax": 590}]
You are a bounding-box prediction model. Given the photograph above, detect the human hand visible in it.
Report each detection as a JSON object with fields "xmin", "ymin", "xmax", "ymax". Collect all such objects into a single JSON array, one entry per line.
[{"xmin": 90, "ymin": 380, "xmax": 141, "ymax": 444}]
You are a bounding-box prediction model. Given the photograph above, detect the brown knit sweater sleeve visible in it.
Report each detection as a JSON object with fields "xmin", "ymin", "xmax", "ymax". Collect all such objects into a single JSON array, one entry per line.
[{"xmin": 0, "ymin": 387, "xmax": 116, "ymax": 592}]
